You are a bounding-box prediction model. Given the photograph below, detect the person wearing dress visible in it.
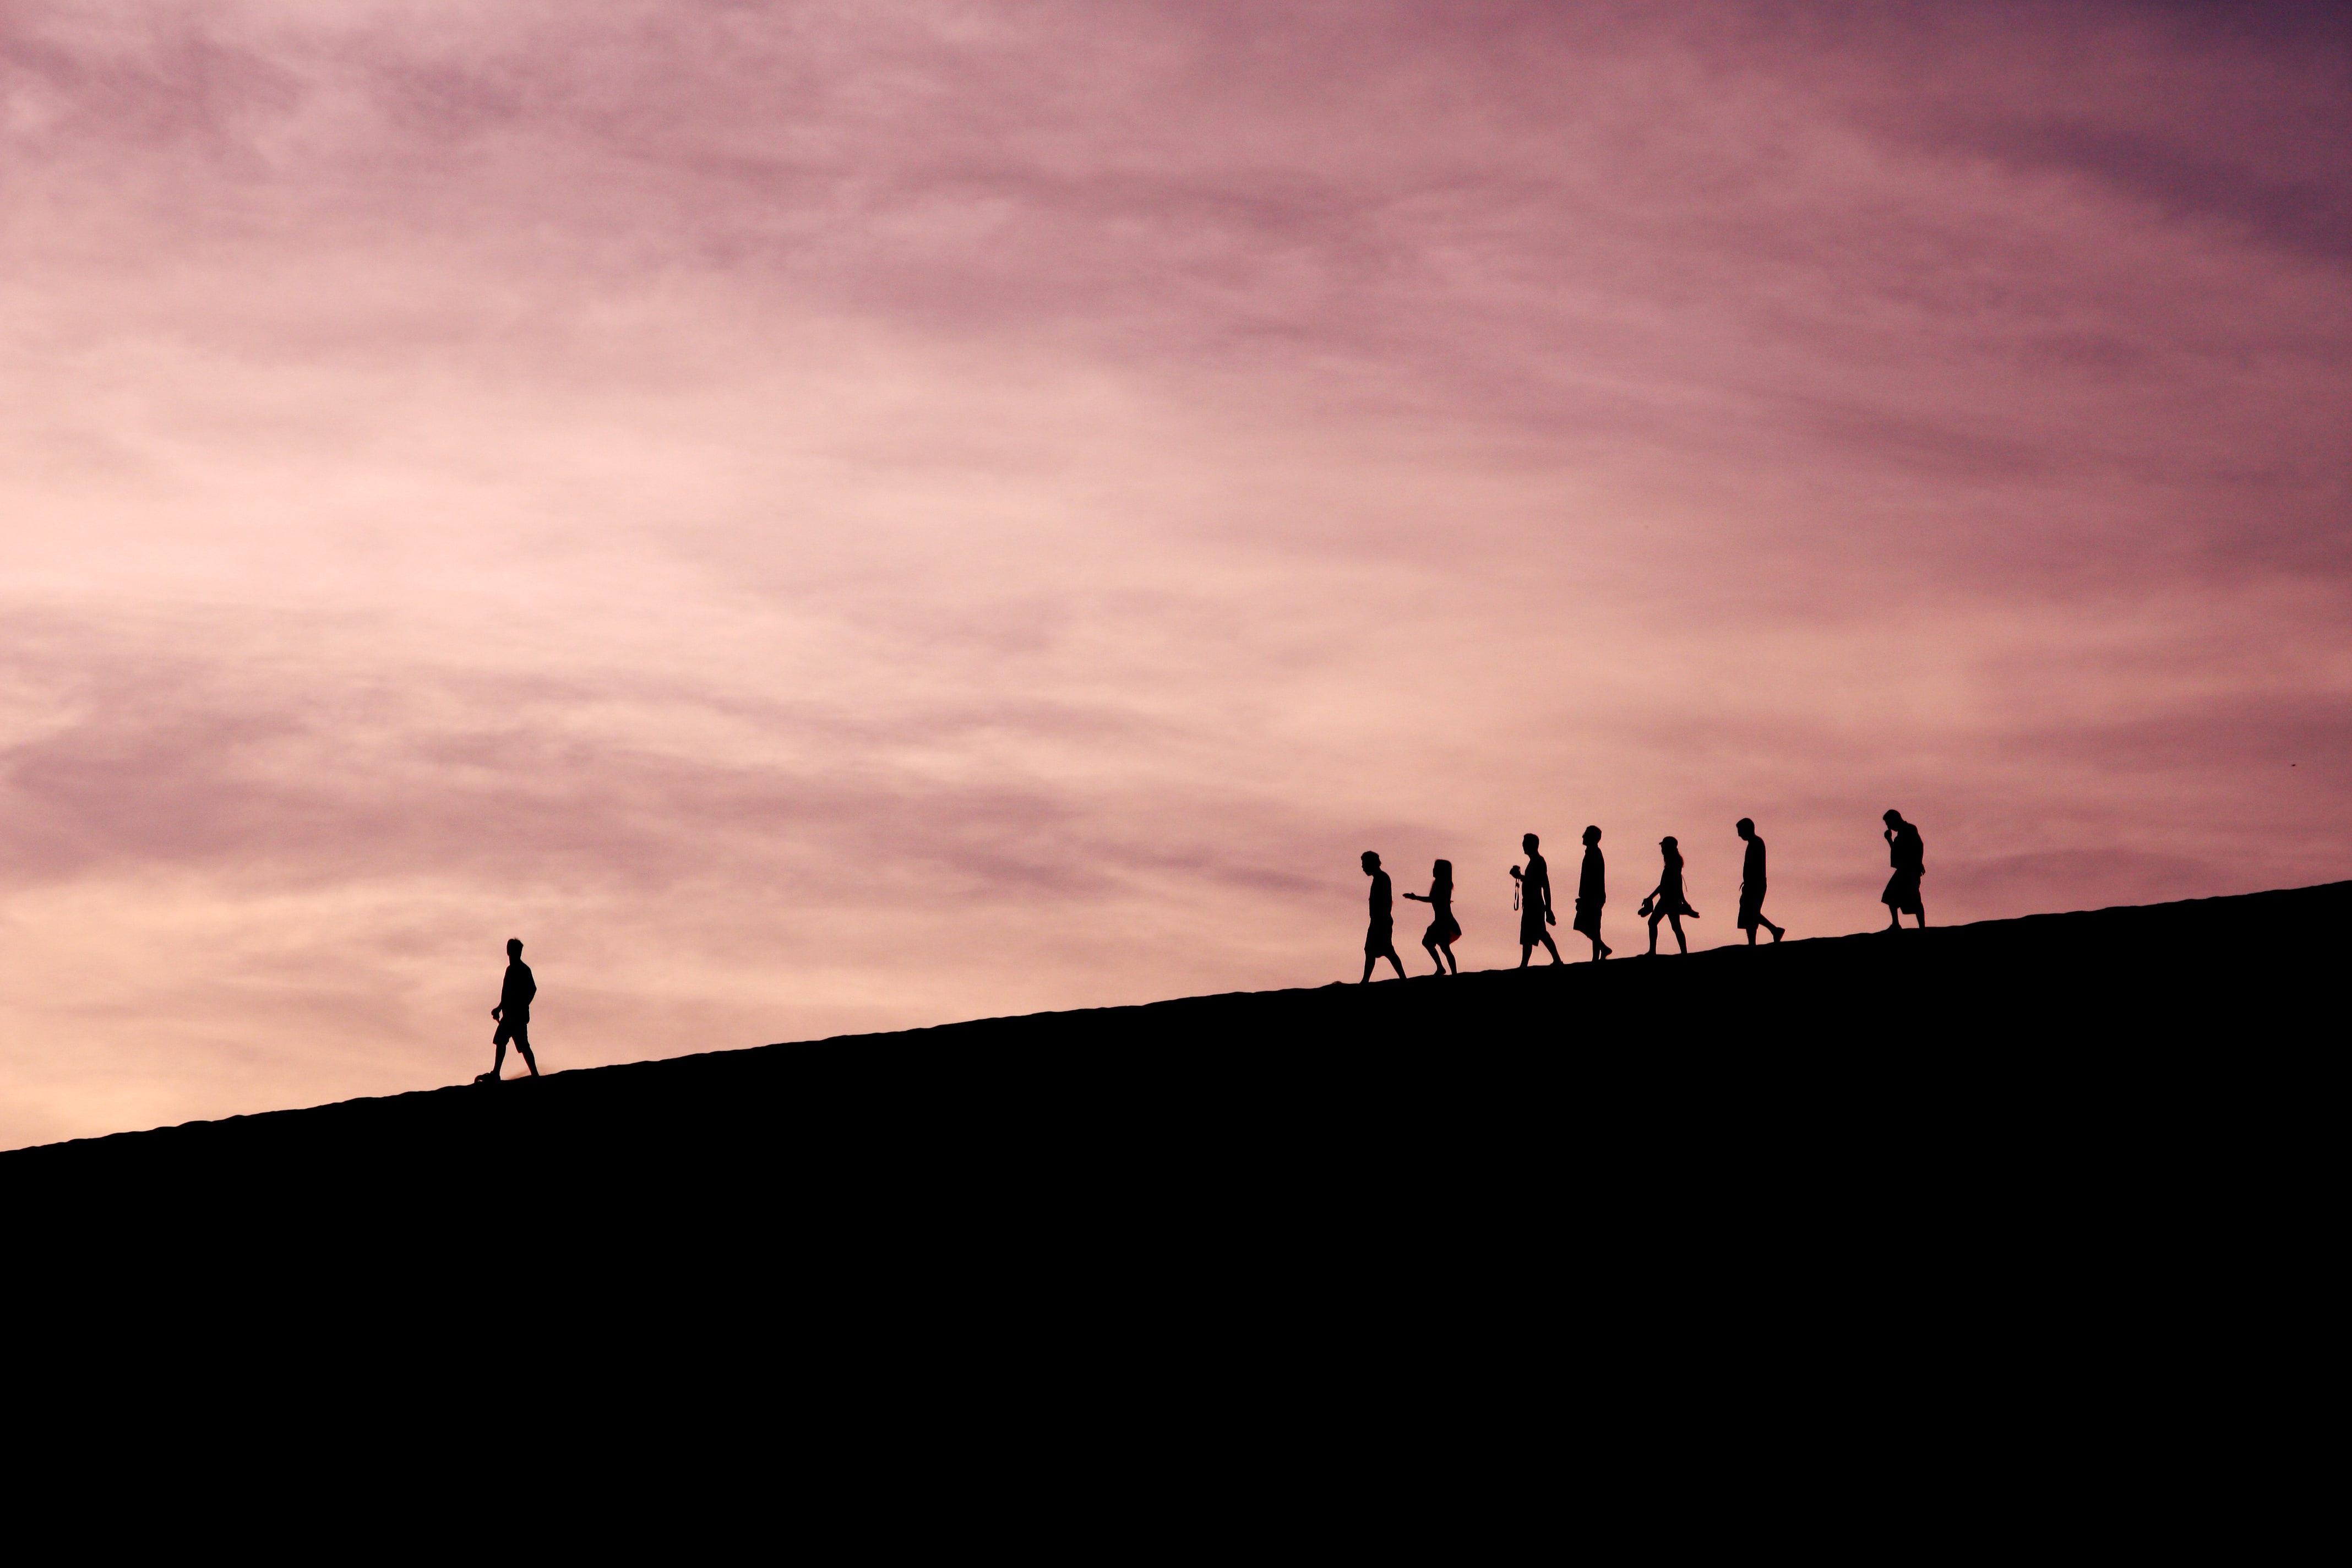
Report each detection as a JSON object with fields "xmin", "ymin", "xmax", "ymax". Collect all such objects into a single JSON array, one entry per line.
[
  {"xmin": 1881, "ymin": 810, "xmax": 1926, "ymax": 930},
  {"xmin": 1360, "ymin": 851, "xmax": 1408, "ymax": 982},
  {"xmin": 1401, "ymin": 858, "xmax": 1461, "ymax": 976},
  {"xmin": 1734, "ymin": 818, "xmax": 1785, "ymax": 945},
  {"xmin": 1639, "ymin": 836, "xmax": 1700, "ymax": 955},
  {"xmin": 1509, "ymin": 833, "xmax": 1563, "ymax": 968},
  {"xmin": 1572, "ymin": 825, "xmax": 1610, "ymax": 961}
]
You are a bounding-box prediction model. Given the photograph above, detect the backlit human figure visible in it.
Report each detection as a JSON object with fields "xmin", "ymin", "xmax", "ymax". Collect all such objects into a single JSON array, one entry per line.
[
  {"xmin": 480, "ymin": 938, "xmax": 540, "ymax": 1084},
  {"xmin": 1401, "ymin": 858, "xmax": 1461, "ymax": 976},
  {"xmin": 1509, "ymin": 833, "xmax": 1563, "ymax": 968},
  {"xmin": 1734, "ymin": 818, "xmax": 1785, "ymax": 945},
  {"xmin": 1572, "ymin": 825, "xmax": 1610, "ymax": 960},
  {"xmin": 1360, "ymin": 852, "xmax": 1408, "ymax": 983},
  {"xmin": 1881, "ymin": 810, "xmax": 1926, "ymax": 930},
  {"xmin": 1639, "ymin": 836, "xmax": 1700, "ymax": 955}
]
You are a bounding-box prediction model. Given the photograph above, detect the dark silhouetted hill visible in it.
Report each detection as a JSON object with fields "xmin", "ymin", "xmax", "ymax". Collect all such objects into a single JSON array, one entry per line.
[
  {"xmin": 12, "ymin": 884, "xmax": 2336, "ymax": 1215},
  {"xmin": 20, "ymin": 885, "xmax": 2331, "ymax": 1498}
]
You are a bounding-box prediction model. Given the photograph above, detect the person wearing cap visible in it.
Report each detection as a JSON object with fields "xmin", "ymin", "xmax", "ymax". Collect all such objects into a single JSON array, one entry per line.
[{"xmin": 1638, "ymin": 836, "xmax": 1700, "ymax": 955}]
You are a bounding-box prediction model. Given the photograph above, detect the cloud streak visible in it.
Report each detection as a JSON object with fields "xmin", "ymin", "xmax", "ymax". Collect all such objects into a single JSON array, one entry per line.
[{"xmin": 3, "ymin": 1, "xmax": 2347, "ymax": 1144}]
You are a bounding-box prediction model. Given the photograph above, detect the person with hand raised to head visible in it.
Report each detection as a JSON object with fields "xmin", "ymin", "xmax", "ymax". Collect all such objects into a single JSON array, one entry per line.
[
  {"xmin": 1734, "ymin": 818, "xmax": 1785, "ymax": 945},
  {"xmin": 478, "ymin": 937, "xmax": 540, "ymax": 1084},
  {"xmin": 1401, "ymin": 858, "xmax": 1461, "ymax": 976},
  {"xmin": 1509, "ymin": 833, "xmax": 1564, "ymax": 968},
  {"xmin": 1638, "ymin": 836, "xmax": 1700, "ymax": 955},
  {"xmin": 1360, "ymin": 852, "xmax": 1409, "ymax": 983},
  {"xmin": 1881, "ymin": 810, "xmax": 1926, "ymax": 930},
  {"xmin": 1572, "ymin": 825, "xmax": 1610, "ymax": 960}
]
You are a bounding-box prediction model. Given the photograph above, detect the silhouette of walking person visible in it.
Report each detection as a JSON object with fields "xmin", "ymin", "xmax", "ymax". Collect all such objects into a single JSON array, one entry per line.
[
  {"xmin": 1735, "ymin": 818, "xmax": 1785, "ymax": 945},
  {"xmin": 1360, "ymin": 852, "xmax": 1408, "ymax": 983},
  {"xmin": 478, "ymin": 938, "xmax": 540, "ymax": 1084},
  {"xmin": 1881, "ymin": 810, "xmax": 1927, "ymax": 930},
  {"xmin": 1572, "ymin": 825, "xmax": 1610, "ymax": 960},
  {"xmin": 1401, "ymin": 858, "xmax": 1461, "ymax": 976},
  {"xmin": 1509, "ymin": 833, "xmax": 1563, "ymax": 967},
  {"xmin": 1638, "ymin": 836, "xmax": 1700, "ymax": 955}
]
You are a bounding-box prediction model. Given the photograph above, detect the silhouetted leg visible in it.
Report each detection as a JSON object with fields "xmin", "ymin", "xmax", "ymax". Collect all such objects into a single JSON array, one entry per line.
[
  {"xmin": 1539, "ymin": 933, "xmax": 1562, "ymax": 965},
  {"xmin": 1667, "ymin": 913, "xmax": 1687, "ymax": 954},
  {"xmin": 1646, "ymin": 912, "xmax": 1662, "ymax": 954},
  {"xmin": 1914, "ymin": 905, "xmax": 1928, "ymax": 929},
  {"xmin": 1442, "ymin": 942, "xmax": 1457, "ymax": 974},
  {"xmin": 1746, "ymin": 924, "xmax": 1757, "ymax": 946},
  {"xmin": 1385, "ymin": 946, "xmax": 1408, "ymax": 979},
  {"xmin": 490, "ymin": 1037, "xmax": 507, "ymax": 1078},
  {"xmin": 516, "ymin": 1040, "xmax": 538, "ymax": 1077},
  {"xmin": 1767, "ymin": 916, "xmax": 1784, "ymax": 942},
  {"xmin": 1422, "ymin": 937, "xmax": 1445, "ymax": 974},
  {"xmin": 1885, "ymin": 903, "xmax": 1902, "ymax": 932},
  {"xmin": 1360, "ymin": 954, "xmax": 1376, "ymax": 983},
  {"xmin": 1519, "ymin": 944, "xmax": 1533, "ymax": 969}
]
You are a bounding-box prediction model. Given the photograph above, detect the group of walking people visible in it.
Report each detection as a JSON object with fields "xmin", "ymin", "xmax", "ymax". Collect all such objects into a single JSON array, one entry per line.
[{"xmin": 1357, "ymin": 809, "xmax": 1927, "ymax": 980}]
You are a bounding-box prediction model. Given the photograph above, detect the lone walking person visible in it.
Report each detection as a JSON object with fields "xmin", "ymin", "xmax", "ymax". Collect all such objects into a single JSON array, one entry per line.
[
  {"xmin": 480, "ymin": 938, "xmax": 540, "ymax": 1084},
  {"xmin": 1510, "ymin": 833, "xmax": 1563, "ymax": 968},
  {"xmin": 1881, "ymin": 810, "xmax": 1926, "ymax": 930},
  {"xmin": 1401, "ymin": 858, "xmax": 1461, "ymax": 976},
  {"xmin": 1360, "ymin": 852, "xmax": 1408, "ymax": 983},
  {"xmin": 1639, "ymin": 836, "xmax": 1700, "ymax": 955},
  {"xmin": 1735, "ymin": 818, "xmax": 1785, "ymax": 945},
  {"xmin": 1572, "ymin": 825, "xmax": 1610, "ymax": 961}
]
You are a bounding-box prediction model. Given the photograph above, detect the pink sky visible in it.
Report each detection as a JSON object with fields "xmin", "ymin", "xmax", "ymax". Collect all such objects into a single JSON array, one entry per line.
[{"xmin": 4, "ymin": 2, "xmax": 2347, "ymax": 1146}]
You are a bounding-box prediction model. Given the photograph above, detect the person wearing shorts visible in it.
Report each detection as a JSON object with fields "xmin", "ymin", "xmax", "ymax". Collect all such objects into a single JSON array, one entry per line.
[
  {"xmin": 481, "ymin": 938, "xmax": 541, "ymax": 1083},
  {"xmin": 1881, "ymin": 810, "xmax": 1926, "ymax": 930}
]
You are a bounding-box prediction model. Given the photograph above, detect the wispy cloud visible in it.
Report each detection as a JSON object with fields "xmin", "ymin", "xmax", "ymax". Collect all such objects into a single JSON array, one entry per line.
[{"xmin": 3, "ymin": 1, "xmax": 2346, "ymax": 1144}]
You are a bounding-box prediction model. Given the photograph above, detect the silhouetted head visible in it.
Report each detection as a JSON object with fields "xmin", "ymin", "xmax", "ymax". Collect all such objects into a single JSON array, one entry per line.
[
  {"xmin": 1660, "ymin": 836, "xmax": 1678, "ymax": 850},
  {"xmin": 1883, "ymin": 809, "xmax": 1905, "ymax": 826},
  {"xmin": 506, "ymin": 938, "xmax": 524, "ymax": 959},
  {"xmin": 1582, "ymin": 825, "xmax": 1600, "ymax": 846},
  {"xmin": 1736, "ymin": 818, "xmax": 1755, "ymax": 839},
  {"xmin": 1432, "ymin": 858, "xmax": 1452, "ymax": 883},
  {"xmin": 1522, "ymin": 833, "xmax": 1539, "ymax": 853},
  {"xmin": 1361, "ymin": 851, "xmax": 1380, "ymax": 874}
]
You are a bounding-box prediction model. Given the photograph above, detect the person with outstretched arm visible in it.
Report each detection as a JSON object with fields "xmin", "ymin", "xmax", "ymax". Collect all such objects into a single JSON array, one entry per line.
[
  {"xmin": 1401, "ymin": 858, "xmax": 1461, "ymax": 976},
  {"xmin": 479, "ymin": 938, "xmax": 541, "ymax": 1084},
  {"xmin": 1510, "ymin": 833, "xmax": 1564, "ymax": 968},
  {"xmin": 1572, "ymin": 825, "xmax": 1610, "ymax": 960},
  {"xmin": 1881, "ymin": 810, "xmax": 1926, "ymax": 930},
  {"xmin": 1735, "ymin": 818, "xmax": 1785, "ymax": 945},
  {"xmin": 1360, "ymin": 852, "xmax": 1408, "ymax": 983}
]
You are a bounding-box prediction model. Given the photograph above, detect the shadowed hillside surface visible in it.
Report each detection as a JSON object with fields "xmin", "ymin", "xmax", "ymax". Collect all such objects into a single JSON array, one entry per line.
[{"xmin": 11, "ymin": 884, "xmax": 2339, "ymax": 1208}]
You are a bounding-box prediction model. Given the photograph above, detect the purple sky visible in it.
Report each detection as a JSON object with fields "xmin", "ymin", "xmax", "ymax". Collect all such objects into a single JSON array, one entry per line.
[{"xmin": 4, "ymin": 2, "xmax": 2347, "ymax": 1145}]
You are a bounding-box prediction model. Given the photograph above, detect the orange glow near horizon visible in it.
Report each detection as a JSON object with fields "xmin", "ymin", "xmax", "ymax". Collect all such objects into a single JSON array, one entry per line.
[{"xmin": 3, "ymin": 2, "xmax": 2348, "ymax": 1145}]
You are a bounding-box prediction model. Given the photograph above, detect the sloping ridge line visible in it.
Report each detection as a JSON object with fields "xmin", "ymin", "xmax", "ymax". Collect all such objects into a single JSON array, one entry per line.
[{"xmin": 7, "ymin": 880, "xmax": 2344, "ymax": 1172}]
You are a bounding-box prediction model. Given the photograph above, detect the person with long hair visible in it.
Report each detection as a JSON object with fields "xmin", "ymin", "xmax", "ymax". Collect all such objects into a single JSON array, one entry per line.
[
  {"xmin": 1572, "ymin": 825, "xmax": 1610, "ymax": 960},
  {"xmin": 1509, "ymin": 833, "xmax": 1564, "ymax": 967},
  {"xmin": 1401, "ymin": 858, "xmax": 1461, "ymax": 975},
  {"xmin": 1881, "ymin": 810, "xmax": 1926, "ymax": 930},
  {"xmin": 1638, "ymin": 836, "xmax": 1700, "ymax": 955}
]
